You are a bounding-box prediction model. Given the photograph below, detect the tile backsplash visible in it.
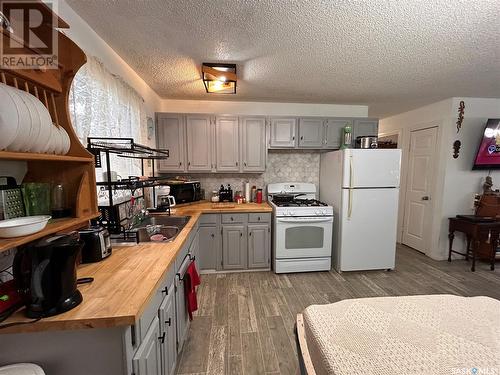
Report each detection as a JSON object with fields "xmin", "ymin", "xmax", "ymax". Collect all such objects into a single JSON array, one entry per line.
[{"xmin": 161, "ymin": 151, "xmax": 320, "ymax": 199}]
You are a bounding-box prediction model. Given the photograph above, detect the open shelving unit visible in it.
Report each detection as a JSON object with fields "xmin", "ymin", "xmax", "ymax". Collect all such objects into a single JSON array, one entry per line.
[
  {"xmin": 87, "ymin": 137, "xmax": 169, "ymax": 235},
  {"xmin": 0, "ymin": 1, "xmax": 100, "ymax": 252}
]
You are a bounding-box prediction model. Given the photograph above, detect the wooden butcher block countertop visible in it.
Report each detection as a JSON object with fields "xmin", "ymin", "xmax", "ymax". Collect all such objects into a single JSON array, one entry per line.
[{"xmin": 0, "ymin": 201, "xmax": 271, "ymax": 334}]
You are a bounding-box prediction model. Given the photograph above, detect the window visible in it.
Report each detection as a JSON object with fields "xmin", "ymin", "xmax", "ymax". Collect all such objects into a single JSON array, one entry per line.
[{"xmin": 69, "ymin": 56, "xmax": 146, "ymax": 179}]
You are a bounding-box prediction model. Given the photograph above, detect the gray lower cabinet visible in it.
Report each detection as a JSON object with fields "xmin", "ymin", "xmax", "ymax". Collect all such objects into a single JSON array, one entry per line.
[
  {"xmin": 159, "ymin": 285, "xmax": 176, "ymax": 375},
  {"xmin": 156, "ymin": 113, "xmax": 186, "ymax": 172},
  {"xmin": 269, "ymin": 117, "xmax": 297, "ymax": 148},
  {"xmin": 247, "ymin": 224, "xmax": 271, "ymax": 268},
  {"xmin": 133, "ymin": 316, "xmax": 162, "ymax": 375},
  {"xmin": 241, "ymin": 116, "xmax": 266, "ymax": 172},
  {"xmin": 298, "ymin": 118, "xmax": 324, "ymax": 148},
  {"xmin": 222, "ymin": 225, "xmax": 247, "ymax": 270},
  {"xmin": 353, "ymin": 118, "xmax": 379, "ymax": 140},
  {"xmin": 324, "ymin": 118, "xmax": 351, "ymax": 149},
  {"xmin": 198, "ymin": 213, "xmax": 271, "ymax": 272},
  {"xmin": 186, "ymin": 114, "xmax": 213, "ymax": 171},
  {"xmin": 215, "ymin": 116, "xmax": 239, "ymax": 172},
  {"xmin": 199, "ymin": 226, "xmax": 218, "ymax": 270}
]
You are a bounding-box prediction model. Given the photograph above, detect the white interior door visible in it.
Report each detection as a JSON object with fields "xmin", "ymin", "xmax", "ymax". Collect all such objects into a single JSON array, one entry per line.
[{"xmin": 402, "ymin": 127, "xmax": 438, "ymax": 253}]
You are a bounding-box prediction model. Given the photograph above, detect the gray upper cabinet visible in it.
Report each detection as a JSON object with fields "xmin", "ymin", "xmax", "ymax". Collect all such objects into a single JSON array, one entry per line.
[
  {"xmin": 324, "ymin": 118, "xmax": 351, "ymax": 149},
  {"xmin": 222, "ymin": 225, "xmax": 246, "ymax": 270},
  {"xmin": 186, "ymin": 114, "xmax": 213, "ymax": 172},
  {"xmin": 247, "ymin": 224, "xmax": 270, "ymax": 269},
  {"xmin": 298, "ymin": 118, "xmax": 324, "ymax": 148},
  {"xmin": 353, "ymin": 118, "xmax": 379, "ymax": 140},
  {"xmin": 133, "ymin": 316, "xmax": 162, "ymax": 375},
  {"xmin": 241, "ymin": 116, "xmax": 266, "ymax": 172},
  {"xmin": 269, "ymin": 117, "xmax": 297, "ymax": 148},
  {"xmin": 215, "ymin": 116, "xmax": 239, "ymax": 172},
  {"xmin": 156, "ymin": 114, "xmax": 186, "ymax": 172}
]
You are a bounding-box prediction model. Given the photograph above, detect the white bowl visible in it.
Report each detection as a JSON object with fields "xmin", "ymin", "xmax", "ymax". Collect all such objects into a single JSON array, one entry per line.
[
  {"xmin": 4, "ymin": 86, "xmax": 31, "ymax": 152},
  {"xmin": 0, "ymin": 83, "xmax": 20, "ymax": 150},
  {"xmin": 0, "ymin": 215, "xmax": 51, "ymax": 238}
]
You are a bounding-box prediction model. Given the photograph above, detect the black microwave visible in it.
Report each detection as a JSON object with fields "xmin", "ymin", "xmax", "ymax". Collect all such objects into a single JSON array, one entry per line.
[{"xmin": 167, "ymin": 181, "xmax": 202, "ymax": 204}]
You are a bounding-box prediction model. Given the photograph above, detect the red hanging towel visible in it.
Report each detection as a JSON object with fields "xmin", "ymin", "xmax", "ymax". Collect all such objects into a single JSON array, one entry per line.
[{"xmin": 184, "ymin": 261, "xmax": 201, "ymax": 320}]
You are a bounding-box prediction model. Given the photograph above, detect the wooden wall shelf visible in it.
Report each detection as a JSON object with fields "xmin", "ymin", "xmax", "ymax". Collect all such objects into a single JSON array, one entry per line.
[
  {"xmin": 0, "ymin": 151, "xmax": 93, "ymax": 163},
  {"xmin": 0, "ymin": 214, "xmax": 100, "ymax": 253},
  {"xmin": 0, "ymin": 1, "xmax": 99, "ymax": 254}
]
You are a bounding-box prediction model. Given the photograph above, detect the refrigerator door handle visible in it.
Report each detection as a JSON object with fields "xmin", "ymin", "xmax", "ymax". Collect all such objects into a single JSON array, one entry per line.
[
  {"xmin": 348, "ymin": 188, "xmax": 353, "ymax": 219},
  {"xmin": 349, "ymin": 155, "xmax": 354, "ymax": 189},
  {"xmin": 348, "ymin": 155, "xmax": 353, "ymax": 219}
]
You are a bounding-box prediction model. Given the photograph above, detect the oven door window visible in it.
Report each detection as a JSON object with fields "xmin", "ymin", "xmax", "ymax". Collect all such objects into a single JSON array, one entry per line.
[{"xmin": 285, "ymin": 226, "xmax": 324, "ymax": 249}]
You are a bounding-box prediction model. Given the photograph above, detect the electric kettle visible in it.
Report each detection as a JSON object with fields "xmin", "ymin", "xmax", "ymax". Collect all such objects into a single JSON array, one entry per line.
[{"xmin": 13, "ymin": 232, "xmax": 84, "ymax": 318}]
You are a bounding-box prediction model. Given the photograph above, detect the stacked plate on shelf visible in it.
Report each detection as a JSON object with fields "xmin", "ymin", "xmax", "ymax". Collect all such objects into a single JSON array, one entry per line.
[{"xmin": 0, "ymin": 83, "xmax": 70, "ymax": 154}]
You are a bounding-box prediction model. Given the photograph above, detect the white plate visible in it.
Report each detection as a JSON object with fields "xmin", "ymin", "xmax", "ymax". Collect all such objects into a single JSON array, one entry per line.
[
  {"xmin": 0, "ymin": 215, "xmax": 51, "ymax": 238},
  {"xmin": 0, "ymin": 84, "xmax": 20, "ymax": 151},
  {"xmin": 27, "ymin": 93, "xmax": 54, "ymax": 153},
  {"xmin": 53, "ymin": 125, "xmax": 64, "ymax": 154},
  {"xmin": 60, "ymin": 126, "xmax": 71, "ymax": 154},
  {"xmin": 16, "ymin": 90, "xmax": 40, "ymax": 152},
  {"xmin": 18, "ymin": 90, "xmax": 48, "ymax": 153},
  {"xmin": 4, "ymin": 86, "xmax": 31, "ymax": 152}
]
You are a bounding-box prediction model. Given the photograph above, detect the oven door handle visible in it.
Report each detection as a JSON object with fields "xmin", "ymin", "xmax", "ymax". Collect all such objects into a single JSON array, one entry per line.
[{"xmin": 276, "ymin": 217, "xmax": 333, "ymax": 223}]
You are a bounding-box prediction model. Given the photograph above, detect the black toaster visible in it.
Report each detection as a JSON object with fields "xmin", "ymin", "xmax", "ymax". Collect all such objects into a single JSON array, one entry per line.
[{"xmin": 78, "ymin": 226, "xmax": 112, "ymax": 263}]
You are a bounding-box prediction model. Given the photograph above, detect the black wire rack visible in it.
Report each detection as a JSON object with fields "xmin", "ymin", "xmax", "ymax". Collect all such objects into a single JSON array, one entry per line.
[{"xmin": 87, "ymin": 137, "xmax": 170, "ymax": 234}]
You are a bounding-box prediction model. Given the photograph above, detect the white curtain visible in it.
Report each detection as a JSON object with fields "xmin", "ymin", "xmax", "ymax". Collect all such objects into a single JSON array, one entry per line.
[{"xmin": 69, "ymin": 56, "xmax": 146, "ymax": 180}]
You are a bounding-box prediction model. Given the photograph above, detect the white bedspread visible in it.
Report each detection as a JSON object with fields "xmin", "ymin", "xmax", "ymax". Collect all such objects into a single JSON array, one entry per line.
[{"xmin": 303, "ymin": 295, "xmax": 500, "ymax": 375}]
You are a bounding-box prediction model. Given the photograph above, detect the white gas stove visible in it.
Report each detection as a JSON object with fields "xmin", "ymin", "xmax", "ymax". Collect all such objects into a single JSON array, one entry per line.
[{"xmin": 268, "ymin": 183, "xmax": 334, "ymax": 273}]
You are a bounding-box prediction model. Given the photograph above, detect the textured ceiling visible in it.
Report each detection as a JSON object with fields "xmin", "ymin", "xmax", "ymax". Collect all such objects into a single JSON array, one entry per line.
[{"xmin": 67, "ymin": 0, "xmax": 500, "ymax": 117}]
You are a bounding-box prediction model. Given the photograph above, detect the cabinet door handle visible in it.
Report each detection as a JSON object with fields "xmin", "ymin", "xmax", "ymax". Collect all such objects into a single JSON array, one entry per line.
[
  {"xmin": 188, "ymin": 161, "xmax": 191, "ymax": 166},
  {"xmin": 165, "ymin": 318, "xmax": 171, "ymax": 327},
  {"xmin": 158, "ymin": 332, "xmax": 166, "ymax": 344},
  {"xmin": 244, "ymin": 162, "xmax": 247, "ymax": 167},
  {"xmin": 300, "ymin": 136, "xmax": 303, "ymax": 140},
  {"xmin": 179, "ymin": 162, "xmax": 182, "ymax": 166},
  {"xmin": 211, "ymin": 233, "xmax": 215, "ymax": 238},
  {"xmin": 249, "ymin": 231, "xmax": 252, "ymax": 236},
  {"xmin": 236, "ymin": 161, "xmax": 238, "ymax": 166},
  {"xmin": 240, "ymin": 232, "xmax": 243, "ymax": 237},
  {"xmin": 231, "ymin": 217, "xmax": 234, "ymax": 221},
  {"xmin": 161, "ymin": 286, "xmax": 168, "ymax": 295},
  {"xmin": 258, "ymin": 217, "xmax": 261, "ymax": 221},
  {"xmin": 292, "ymin": 136, "xmax": 295, "ymax": 140}
]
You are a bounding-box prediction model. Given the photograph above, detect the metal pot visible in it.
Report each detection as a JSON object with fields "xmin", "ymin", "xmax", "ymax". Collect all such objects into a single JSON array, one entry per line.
[{"xmin": 358, "ymin": 137, "xmax": 378, "ymax": 149}]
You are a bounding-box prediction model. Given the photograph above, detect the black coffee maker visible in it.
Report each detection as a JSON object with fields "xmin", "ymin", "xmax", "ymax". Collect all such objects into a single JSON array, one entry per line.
[{"xmin": 13, "ymin": 233, "xmax": 84, "ymax": 318}]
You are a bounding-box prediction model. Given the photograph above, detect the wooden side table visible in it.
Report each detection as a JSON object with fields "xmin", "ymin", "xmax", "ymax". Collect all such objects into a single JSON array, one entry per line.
[{"xmin": 448, "ymin": 217, "xmax": 499, "ymax": 271}]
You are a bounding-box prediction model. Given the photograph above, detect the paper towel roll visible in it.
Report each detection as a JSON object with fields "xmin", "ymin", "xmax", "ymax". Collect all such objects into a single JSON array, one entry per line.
[{"xmin": 244, "ymin": 182, "xmax": 250, "ymax": 202}]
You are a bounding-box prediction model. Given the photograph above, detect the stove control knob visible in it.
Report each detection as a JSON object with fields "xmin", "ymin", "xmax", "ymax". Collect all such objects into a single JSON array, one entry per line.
[{"xmin": 315, "ymin": 210, "xmax": 321, "ymax": 215}]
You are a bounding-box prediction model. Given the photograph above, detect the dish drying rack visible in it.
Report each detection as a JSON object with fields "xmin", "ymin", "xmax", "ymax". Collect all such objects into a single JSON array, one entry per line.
[{"xmin": 87, "ymin": 137, "xmax": 170, "ymax": 236}]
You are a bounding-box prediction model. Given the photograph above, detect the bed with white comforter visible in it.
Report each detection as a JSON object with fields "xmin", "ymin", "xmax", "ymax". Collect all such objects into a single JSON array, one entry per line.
[{"xmin": 300, "ymin": 295, "xmax": 500, "ymax": 375}]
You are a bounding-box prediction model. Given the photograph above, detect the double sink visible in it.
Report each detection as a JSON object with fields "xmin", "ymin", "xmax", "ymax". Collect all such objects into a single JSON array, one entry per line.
[{"xmin": 129, "ymin": 215, "xmax": 191, "ymax": 243}]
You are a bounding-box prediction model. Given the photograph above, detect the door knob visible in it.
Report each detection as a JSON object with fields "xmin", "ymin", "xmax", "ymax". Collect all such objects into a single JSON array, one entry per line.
[{"xmin": 421, "ymin": 196, "xmax": 430, "ymax": 201}]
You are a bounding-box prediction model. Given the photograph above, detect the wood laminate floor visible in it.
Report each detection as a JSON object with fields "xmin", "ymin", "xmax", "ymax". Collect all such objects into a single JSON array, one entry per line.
[{"xmin": 176, "ymin": 245, "xmax": 500, "ymax": 375}]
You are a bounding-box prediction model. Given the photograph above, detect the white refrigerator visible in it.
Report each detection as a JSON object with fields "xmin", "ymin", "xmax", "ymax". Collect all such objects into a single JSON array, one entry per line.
[{"xmin": 320, "ymin": 149, "xmax": 402, "ymax": 272}]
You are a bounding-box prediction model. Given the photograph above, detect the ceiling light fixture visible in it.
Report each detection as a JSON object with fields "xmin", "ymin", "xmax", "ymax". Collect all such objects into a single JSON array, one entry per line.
[{"xmin": 202, "ymin": 63, "xmax": 237, "ymax": 94}]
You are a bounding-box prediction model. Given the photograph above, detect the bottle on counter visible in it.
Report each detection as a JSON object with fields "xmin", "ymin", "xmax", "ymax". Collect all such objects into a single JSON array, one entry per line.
[
  {"xmin": 256, "ymin": 188, "xmax": 263, "ymax": 204},
  {"xmin": 211, "ymin": 190, "xmax": 219, "ymax": 203},
  {"xmin": 227, "ymin": 184, "xmax": 233, "ymax": 201},
  {"xmin": 251, "ymin": 186, "xmax": 257, "ymax": 202}
]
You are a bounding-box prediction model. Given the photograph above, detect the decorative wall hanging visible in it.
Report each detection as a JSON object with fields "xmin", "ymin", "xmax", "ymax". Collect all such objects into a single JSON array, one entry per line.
[
  {"xmin": 453, "ymin": 140, "xmax": 461, "ymax": 159},
  {"xmin": 456, "ymin": 100, "xmax": 465, "ymax": 133}
]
